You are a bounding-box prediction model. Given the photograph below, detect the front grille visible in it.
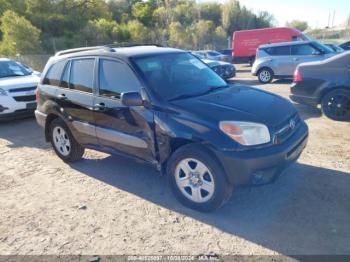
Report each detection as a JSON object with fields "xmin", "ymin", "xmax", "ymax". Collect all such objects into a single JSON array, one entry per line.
[
  {"xmin": 9, "ymin": 86, "xmax": 37, "ymax": 93},
  {"xmin": 13, "ymin": 95, "xmax": 36, "ymax": 102},
  {"xmin": 273, "ymin": 114, "xmax": 301, "ymax": 144}
]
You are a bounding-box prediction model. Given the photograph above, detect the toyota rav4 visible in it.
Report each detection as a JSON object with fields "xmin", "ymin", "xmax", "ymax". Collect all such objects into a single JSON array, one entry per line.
[{"xmin": 35, "ymin": 45, "xmax": 308, "ymax": 212}]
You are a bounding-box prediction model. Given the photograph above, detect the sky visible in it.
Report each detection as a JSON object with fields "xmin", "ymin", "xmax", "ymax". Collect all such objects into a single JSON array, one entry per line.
[{"xmin": 198, "ymin": 0, "xmax": 350, "ymax": 29}]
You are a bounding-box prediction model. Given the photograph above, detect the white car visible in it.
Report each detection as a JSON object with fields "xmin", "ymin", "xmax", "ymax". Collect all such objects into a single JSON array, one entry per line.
[{"xmin": 0, "ymin": 58, "xmax": 40, "ymax": 120}]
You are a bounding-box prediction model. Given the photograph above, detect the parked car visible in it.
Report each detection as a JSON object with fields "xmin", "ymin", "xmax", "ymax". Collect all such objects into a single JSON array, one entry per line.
[
  {"xmin": 232, "ymin": 27, "xmax": 310, "ymax": 65},
  {"xmin": 191, "ymin": 52, "xmax": 235, "ymax": 80},
  {"xmin": 0, "ymin": 58, "xmax": 40, "ymax": 120},
  {"xmin": 35, "ymin": 45, "xmax": 308, "ymax": 212},
  {"xmin": 325, "ymin": 44, "xmax": 344, "ymax": 53},
  {"xmin": 252, "ymin": 41, "xmax": 335, "ymax": 84},
  {"xmin": 339, "ymin": 41, "xmax": 350, "ymax": 51},
  {"xmin": 217, "ymin": 49, "xmax": 233, "ymax": 63},
  {"xmin": 204, "ymin": 59, "xmax": 235, "ymax": 80},
  {"xmin": 192, "ymin": 50, "xmax": 231, "ymax": 63},
  {"xmin": 290, "ymin": 51, "xmax": 350, "ymax": 121}
]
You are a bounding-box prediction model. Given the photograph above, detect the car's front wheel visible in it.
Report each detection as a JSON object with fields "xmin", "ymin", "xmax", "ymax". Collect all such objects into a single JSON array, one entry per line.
[
  {"xmin": 50, "ymin": 118, "xmax": 85, "ymax": 162},
  {"xmin": 321, "ymin": 89, "xmax": 350, "ymax": 121},
  {"xmin": 168, "ymin": 144, "xmax": 233, "ymax": 212},
  {"xmin": 257, "ymin": 68, "xmax": 273, "ymax": 84}
]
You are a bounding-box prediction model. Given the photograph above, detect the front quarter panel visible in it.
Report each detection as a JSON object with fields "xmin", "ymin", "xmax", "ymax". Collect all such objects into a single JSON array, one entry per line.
[{"xmin": 153, "ymin": 109, "xmax": 239, "ymax": 164}]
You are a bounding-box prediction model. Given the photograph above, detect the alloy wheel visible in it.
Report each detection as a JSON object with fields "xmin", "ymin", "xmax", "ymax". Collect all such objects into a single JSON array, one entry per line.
[
  {"xmin": 175, "ymin": 158, "xmax": 215, "ymax": 203},
  {"xmin": 52, "ymin": 126, "xmax": 71, "ymax": 156}
]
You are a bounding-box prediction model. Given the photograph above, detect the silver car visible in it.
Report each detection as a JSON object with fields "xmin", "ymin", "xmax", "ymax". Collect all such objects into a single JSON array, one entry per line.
[{"xmin": 252, "ymin": 41, "xmax": 335, "ymax": 84}]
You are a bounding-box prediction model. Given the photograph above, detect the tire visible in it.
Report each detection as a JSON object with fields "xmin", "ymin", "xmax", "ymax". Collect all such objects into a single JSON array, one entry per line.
[
  {"xmin": 49, "ymin": 118, "xmax": 85, "ymax": 162},
  {"xmin": 257, "ymin": 67, "xmax": 273, "ymax": 84},
  {"xmin": 321, "ymin": 89, "xmax": 350, "ymax": 121},
  {"xmin": 167, "ymin": 144, "xmax": 233, "ymax": 212}
]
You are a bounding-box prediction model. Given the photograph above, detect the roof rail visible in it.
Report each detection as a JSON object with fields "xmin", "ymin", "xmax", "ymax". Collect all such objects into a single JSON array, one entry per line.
[
  {"xmin": 55, "ymin": 46, "xmax": 114, "ymax": 56},
  {"xmin": 54, "ymin": 43, "xmax": 163, "ymax": 57},
  {"xmin": 104, "ymin": 43, "xmax": 163, "ymax": 48}
]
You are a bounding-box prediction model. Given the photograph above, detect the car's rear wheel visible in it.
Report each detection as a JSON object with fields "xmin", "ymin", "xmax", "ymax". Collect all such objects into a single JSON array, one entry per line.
[
  {"xmin": 167, "ymin": 144, "xmax": 233, "ymax": 212},
  {"xmin": 321, "ymin": 89, "xmax": 350, "ymax": 121},
  {"xmin": 50, "ymin": 118, "xmax": 85, "ymax": 162},
  {"xmin": 257, "ymin": 68, "xmax": 273, "ymax": 84}
]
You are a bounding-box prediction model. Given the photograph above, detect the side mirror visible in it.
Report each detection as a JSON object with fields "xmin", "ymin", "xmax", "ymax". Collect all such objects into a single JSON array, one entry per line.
[{"xmin": 121, "ymin": 91, "xmax": 143, "ymax": 107}]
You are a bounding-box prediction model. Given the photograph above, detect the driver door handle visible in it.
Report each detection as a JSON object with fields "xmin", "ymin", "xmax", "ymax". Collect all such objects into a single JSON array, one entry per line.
[
  {"xmin": 57, "ymin": 93, "xmax": 67, "ymax": 100},
  {"xmin": 94, "ymin": 102, "xmax": 106, "ymax": 111}
]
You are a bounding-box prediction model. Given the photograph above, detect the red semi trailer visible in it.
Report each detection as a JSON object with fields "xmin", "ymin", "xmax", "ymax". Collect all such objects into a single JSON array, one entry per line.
[{"xmin": 232, "ymin": 27, "xmax": 310, "ymax": 64}]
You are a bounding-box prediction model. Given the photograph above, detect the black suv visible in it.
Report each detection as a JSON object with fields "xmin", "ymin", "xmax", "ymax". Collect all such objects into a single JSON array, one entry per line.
[{"xmin": 35, "ymin": 45, "xmax": 308, "ymax": 212}]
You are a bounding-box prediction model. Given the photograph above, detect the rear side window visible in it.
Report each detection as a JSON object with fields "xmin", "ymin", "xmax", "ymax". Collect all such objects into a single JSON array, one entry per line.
[
  {"xmin": 265, "ymin": 46, "xmax": 291, "ymax": 56},
  {"xmin": 69, "ymin": 59, "xmax": 95, "ymax": 93},
  {"xmin": 43, "ymin": 60, "xmax": 66, "ymax": 86},
  {"xmin": 98, "ymin": 59, "xmax": 140, "ymax": 98},
  {"xmin": 291, "ymin": 44, "xmax": 319, "ymax": 55}
]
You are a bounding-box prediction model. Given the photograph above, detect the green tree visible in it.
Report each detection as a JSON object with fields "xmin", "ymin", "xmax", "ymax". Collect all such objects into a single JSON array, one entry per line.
[
  {"xmin": 286, "ymin": 20, "xmax": 308, "ymax": 31},
  {"xmin": 198, "ymin": 2, "xmax": 221, "ymax": 27},
  {"xmin": 127, "ymin": 20, "xmax": 150, "ymax": 43},
  {"xmin": 191, "ymin": 20, "xmax": 215, "ymax": 49},
  {"xmin": 132, "ymin": 1, "xmax": 154, "ymax": 26},
  {"xmin": 0, "ymin": 10, "xmax": 41, "ymax": 55}
]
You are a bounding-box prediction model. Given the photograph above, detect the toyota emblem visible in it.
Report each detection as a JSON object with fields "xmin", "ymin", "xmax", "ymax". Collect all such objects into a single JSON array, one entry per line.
[{"xmin": 290, "ymin": 119, "xmax": 296, "ymax": 129}]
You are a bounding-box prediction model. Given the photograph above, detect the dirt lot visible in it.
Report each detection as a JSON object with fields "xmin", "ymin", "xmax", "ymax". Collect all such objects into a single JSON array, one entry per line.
[{"xmin": 0, "ymin": 65, "xmax": 349, "ymax": 256}]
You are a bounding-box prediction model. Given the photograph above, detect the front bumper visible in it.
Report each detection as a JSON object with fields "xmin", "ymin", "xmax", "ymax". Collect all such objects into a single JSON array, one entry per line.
[
  {"xmin": 0, "ymin": 109, "xmax": 35, "ymax": 121},
  {"xmin": 289, "ymin": 94, "xmax": 318, "ymax": 107},
  {"xmin": 213, "ymin": 122, "xmax": 308, "ymax": 186}
]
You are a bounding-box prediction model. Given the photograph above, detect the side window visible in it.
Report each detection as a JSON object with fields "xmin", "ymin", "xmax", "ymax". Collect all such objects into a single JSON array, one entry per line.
[
  {"xmin": 291, "ymin": 44, "xmax": 319, "ymax": 56},
  {"xmin": 43, "ymin": 60, "xmax": 66, "ymax": 86},
  {"xmin": 69, "ymin": 59, "xmax": 95, "ymax": 93},
  {"xmin": 98, "ymin": 59, "xmax": 140, "ymax": 98},
  {"xmin": 269, "ymin": 46, "xmax": 291, "ymax": 56}
]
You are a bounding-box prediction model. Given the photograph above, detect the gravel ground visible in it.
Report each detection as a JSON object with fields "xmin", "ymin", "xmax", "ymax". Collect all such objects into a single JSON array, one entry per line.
[{"xmin": 0, "ymin": 65, "xmax": 349, "ymax": 256}]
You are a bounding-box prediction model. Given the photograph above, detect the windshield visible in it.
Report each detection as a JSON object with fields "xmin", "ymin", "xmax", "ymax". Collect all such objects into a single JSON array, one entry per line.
[
  {"xmin": 0, "ymin": 60, "xmax": 31, "ymax": 78},
  {"xmin": 132, "ymin": 52, "xmax": 227, "ymax": 101},
  {"xmin": 312, "ymin": 41, "xmax": 333, "ymax": 54}
]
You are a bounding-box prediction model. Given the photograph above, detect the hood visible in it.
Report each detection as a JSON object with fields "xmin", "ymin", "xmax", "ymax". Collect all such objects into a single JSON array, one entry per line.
[
  {"xmin": 170, "ymin": 85, "xmax": 296, "ymax": 128},
  {"xmin": 0, "ymin": 74, "xmax": 40, "ymax": 91}
]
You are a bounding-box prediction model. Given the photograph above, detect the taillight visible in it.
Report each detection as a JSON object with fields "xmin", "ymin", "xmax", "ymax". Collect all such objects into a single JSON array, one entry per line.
[
  {"xmin": 35, "ymin": 88, "xmax": 40, "ymax": 101},
  {"xmin": 293, "ymin": 68, "xmax": 303, "ymax": 82}
]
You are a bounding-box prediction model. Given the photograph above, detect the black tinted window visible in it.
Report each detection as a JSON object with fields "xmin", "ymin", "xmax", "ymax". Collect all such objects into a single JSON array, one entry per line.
[
  {"xmin": 69, "ymin": 59, "xmax": 95, "ymax": 93},
  {"xmin": 43, "ymin": 60, "xmax": 66, "ymax": 86},
  {"xmin": 99, "ymin": 59, "xmax": 140, "ymax": 98},
  {"xmin": 291, "ymin": 44, "xmax": 318, "ymax": 55},
  {"xmin": 266, "ymin": 46, "xmax": 290, "ymax": 56}
]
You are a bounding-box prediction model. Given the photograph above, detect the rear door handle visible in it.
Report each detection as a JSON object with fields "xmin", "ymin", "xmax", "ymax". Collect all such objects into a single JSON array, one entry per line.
[{"xmin": 57, "ymin": 94, "xmax": 67, "ymax": 100}]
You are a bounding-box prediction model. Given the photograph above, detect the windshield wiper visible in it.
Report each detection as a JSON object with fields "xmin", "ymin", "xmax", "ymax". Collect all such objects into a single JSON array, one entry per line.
[{"xmin": 168, "ymin": 85, "xmax": 229, "ymax": 102}]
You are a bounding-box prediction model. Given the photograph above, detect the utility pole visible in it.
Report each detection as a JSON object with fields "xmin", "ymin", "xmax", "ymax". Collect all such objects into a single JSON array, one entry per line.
[
  {"xmin": 331, "ymin": 10, "xmax": 336, "ymax": 28},
  {"xmin": 327, "ymin": 12, "xmax": 331, "ymax": 28}
]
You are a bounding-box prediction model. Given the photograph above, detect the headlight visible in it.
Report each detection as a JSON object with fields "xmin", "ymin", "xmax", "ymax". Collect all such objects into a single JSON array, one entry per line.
[
  {"xmin": 219, "ymin": 121, "xmax": 270, "ymax": 146},
  {"xmin": 0, "ymin": 88, "xmax": 7, "ymax": 96}
]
